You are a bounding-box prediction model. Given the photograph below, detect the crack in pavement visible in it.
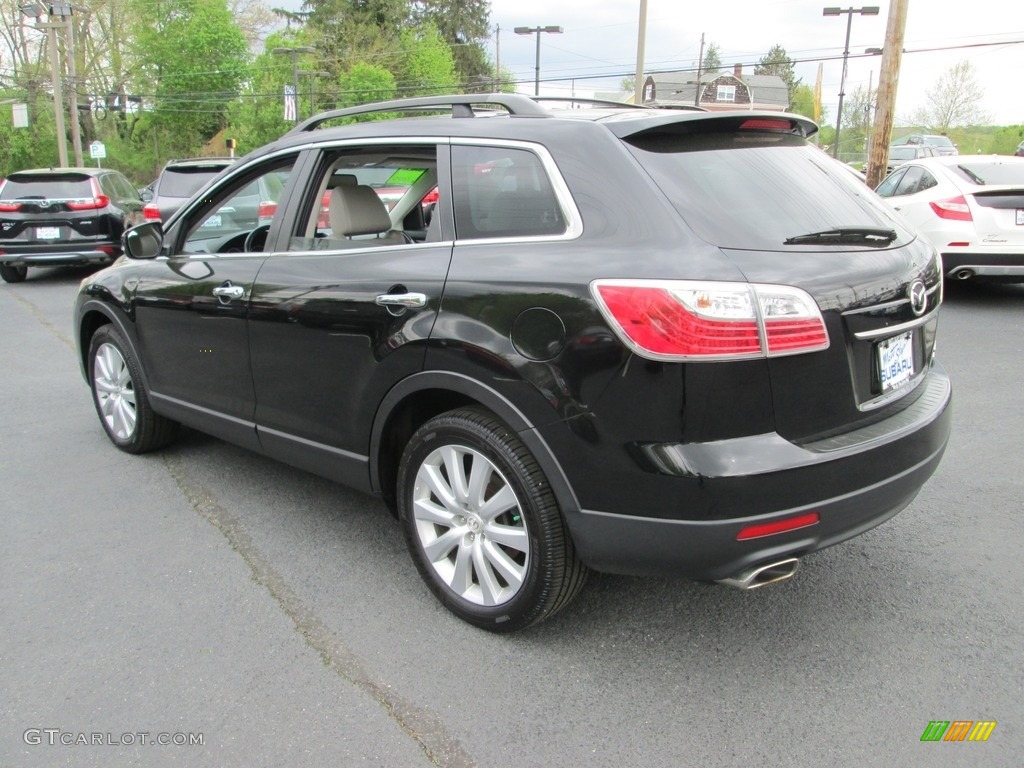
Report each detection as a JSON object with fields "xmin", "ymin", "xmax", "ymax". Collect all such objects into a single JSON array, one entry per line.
[
  {"xmin": 162, "ymin": 451, "xmax": 479, "ymax": 768},
  {"xmin": 5, "ymin": 288, "xmax": 76, "ymax": 352}
]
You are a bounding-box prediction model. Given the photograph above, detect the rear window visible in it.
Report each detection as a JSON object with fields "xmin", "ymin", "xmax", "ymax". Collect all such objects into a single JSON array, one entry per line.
[
  {"xmin": 924, "ymin": 136, "xmax": 955, "ymax": 149},
  {"xmin": 625, "ymin": 132, "xmax": 909, "ymax": 249},
  {"xmin": 951, "ymin": 162, "xmax": 1024, "ymax": 186},
  {"xmin": 1, "ymin": 174, "xmax": 94, "ymax": 200},
  {"xmin": 158, "ymin": 167, "xmax": 226, "ymax": 198}
]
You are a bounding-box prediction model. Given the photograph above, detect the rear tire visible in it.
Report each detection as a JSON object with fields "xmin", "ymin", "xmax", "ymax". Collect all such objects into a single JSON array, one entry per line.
[
  {"xmin": 0, "ymin": 265, "xmax": 28, "ymax": 283},
  {"xmin": 88, "ymin": 325, "xmax": 178, "ymax": 453},
  {"xmin": 397, "ymin": 407, "xmax": 588, "ymax": 632}
]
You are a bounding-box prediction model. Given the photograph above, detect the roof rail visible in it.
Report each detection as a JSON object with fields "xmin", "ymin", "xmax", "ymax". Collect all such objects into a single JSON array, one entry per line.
[
  {"xmin": 288, "ymin": 94, "xmax": 551, "ymax": 135},
  {"xmin": 528, "ymin": 95, "xmax": 653, "ymax": 110}
]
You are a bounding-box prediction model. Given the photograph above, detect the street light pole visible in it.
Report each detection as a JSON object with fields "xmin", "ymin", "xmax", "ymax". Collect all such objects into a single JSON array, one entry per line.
[
  {"xmin": 272, "ymin": 46, "xmax": 315, "ymax": 121},
  {"xmin": 823, "ymin": 6, "xmax": 879, "ymax": 160},
  {"xmin": 514, "ymin": 26, "xmax": 563, "ymax": 96}
]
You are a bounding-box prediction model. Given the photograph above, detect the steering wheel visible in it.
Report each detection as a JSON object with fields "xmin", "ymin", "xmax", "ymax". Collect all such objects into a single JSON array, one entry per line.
[{"xmin": 244, "ymin": 224, "xmax": 271, "ymax": 253}]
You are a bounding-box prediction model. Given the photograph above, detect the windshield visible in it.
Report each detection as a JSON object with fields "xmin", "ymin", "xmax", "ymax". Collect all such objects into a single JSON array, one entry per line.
[
  {"xmin": 625, "ymin": 132, "xmax": 910, "ymax": 250},
  {"xmin": 1, "ymin": 174, "xmax": 93, "ymax": 200}
]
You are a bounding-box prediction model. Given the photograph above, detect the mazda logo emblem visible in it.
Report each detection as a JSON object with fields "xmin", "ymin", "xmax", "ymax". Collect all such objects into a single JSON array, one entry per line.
[{"xmin": 908, "ymin": 280, "xmax": 927, "ymax": 317}]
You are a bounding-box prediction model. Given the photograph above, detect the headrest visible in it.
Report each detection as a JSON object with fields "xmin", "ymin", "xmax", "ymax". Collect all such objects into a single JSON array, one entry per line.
[{"xmin": 329, "ymin": 185, "xmax": 392, "ymax": 237}]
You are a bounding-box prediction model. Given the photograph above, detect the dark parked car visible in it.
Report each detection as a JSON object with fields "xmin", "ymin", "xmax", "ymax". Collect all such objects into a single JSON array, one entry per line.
[
  {"xmin": 886, "ymin": 143, "xmax": 937, "ymax": 173},
  {"xmin": 891, "ymin": 133, "xmax": 958, "ymax": 156},
  {"xmin": 0, "ymin": 167, "xmax": 144, "ymax": 283},
  {"xmin": 74, "ymin": 94, "xmax": 952, "ymax": 631}
]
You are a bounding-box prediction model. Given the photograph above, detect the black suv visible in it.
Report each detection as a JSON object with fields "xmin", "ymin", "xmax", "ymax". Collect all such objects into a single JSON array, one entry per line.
[
  {"xmin": 74, "ymin": 95, "xmax": 952, "ymax": 631},
  {"xmin": 0, "ymin": 167, "xmax": 144, "ymax": 283}
]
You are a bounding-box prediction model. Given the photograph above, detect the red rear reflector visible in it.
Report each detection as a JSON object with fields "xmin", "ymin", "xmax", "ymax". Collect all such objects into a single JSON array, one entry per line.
[
  {"xmin": 142, "ymin": 203, "xmax": 161, "ymax": 220},
  {"xmin": 737, "ymin": 512, "xmax": 820, "ymax": 540},
  {"xmin": 946, "ymin": 242, "xmax": 970, "ymax": 247},
  {"xmin": 929, "ymin": 196, "xmax": 972, "ymax": 221},
  {"xmin": 739, "ymin": 118, "xmax": 793, "ymax": 132},
  {"xmin": 98, "ymin": 245, "xmax": 116, "ymax": 255}
]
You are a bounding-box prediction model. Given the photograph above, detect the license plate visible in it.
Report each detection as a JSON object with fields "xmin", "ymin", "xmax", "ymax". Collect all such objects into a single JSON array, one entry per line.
[
  {"xmin": 36, "ymin": 226, "xmax": 60, "ymax": 239},
  {"xmin": 201, "ymin": 214, "xmax": 222, "ymax": 228},
  {"xmin": 878, "ymin": 331, "xmax": 914, "ymax": 392},
  {"xmin": 1016, "ymin": 209, "xmax": 1024, "ymax": 226}
]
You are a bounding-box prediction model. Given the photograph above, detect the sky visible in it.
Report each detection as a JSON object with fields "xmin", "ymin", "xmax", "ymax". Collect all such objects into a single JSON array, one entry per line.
[{"xmin": 485, "ymin": 0, "xmax": 1023, "ymax": 127}]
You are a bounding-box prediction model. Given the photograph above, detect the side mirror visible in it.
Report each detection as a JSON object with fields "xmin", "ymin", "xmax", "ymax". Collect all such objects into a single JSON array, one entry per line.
[
  {"xmin": 123, "ymin": 221, "xmax": 163, "ymax": 259},
  {"xmin": 139, "ymin": 188, "xmax": 153, "ymax": 202}
]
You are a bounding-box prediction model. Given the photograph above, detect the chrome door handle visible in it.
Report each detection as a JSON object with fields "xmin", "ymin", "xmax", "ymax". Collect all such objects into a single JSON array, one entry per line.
[
  {"xmin": 212, "ymin": 284, "xmax": 245, "ymax": 300},
  {"xmin": 375, "ymin": 292, "xmax": 426, "ymax": 308}
]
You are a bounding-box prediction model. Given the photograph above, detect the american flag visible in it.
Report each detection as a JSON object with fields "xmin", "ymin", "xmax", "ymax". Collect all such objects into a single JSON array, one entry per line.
[{"xmin": 283, "ymin": 85, "xmax": 297, "ymax": 122}]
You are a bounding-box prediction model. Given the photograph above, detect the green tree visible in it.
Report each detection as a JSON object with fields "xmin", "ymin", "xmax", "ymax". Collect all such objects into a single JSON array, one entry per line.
[
  {"xmin": 394, "ymin": 22, "xmax": 458, "ymax": 97},
  {"xmin": 336, "ymin": 61, "xmax": 397, "ymax": 109},
  {"xmin": 755, "ymin": 43, "xmax": 801, "ymax": 105},
  {"xmin": 702, "ymin": 42, "xmax": 721, "ymax": 74},
  {"xmin": 789, "ymin": 83, "xmax": 820, "ymax": 122},
  {"xmin": 413, "ymin": 0, "xmax": 492, "ymax": 88},
  {"xmin": 131, "ymin": 0, "xmax": 249, "ymax": 156}
]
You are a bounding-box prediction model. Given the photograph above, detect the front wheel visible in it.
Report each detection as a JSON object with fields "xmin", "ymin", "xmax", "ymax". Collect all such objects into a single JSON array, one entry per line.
[
  {"xmin": 0, "ymin": 264, "xmax": 28, "ymax": 283},
  {"xmin": 397, "ymin": 407, "xmax": 588, "ymax": 632},
  {"xmin": 88, "ymin": 325, "xmax": 178, "ymax": 453}
]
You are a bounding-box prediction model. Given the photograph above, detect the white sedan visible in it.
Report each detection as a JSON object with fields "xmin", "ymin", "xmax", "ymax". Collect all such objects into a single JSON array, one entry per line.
[{"xmin": 874, "ymin": 155, "xmax": 1024, "ymax": 282}]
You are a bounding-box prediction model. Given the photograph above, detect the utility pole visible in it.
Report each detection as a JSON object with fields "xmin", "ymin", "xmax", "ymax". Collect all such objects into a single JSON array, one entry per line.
[
  {"xmin": 694, "ymin": 33, "xmax": 705, "ymax": 107},
  {"xmin": 494, "ymin": 25, "xmax": 500, "ymax": 91},
  {"xmin": 61, "ymin": 5, "xmax": 83, "ymax": 167},
  {"xmin": 633, "ymin": 0, "xmax": 648, "ymax": 105},
  {"xmin": 41, "ymin": 17, "xmax": 69, "ymax": 166},
  {"xmin": 866, "ymin": 0, "xmax": 909, "ymax": 188}
]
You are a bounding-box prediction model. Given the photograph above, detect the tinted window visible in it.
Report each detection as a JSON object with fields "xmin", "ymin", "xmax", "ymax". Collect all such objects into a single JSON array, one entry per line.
[
  {"xmin": 451, "ymin": 145, "xmax": 565, "ymax": 239},
  {"xmin": 875, "ymin": 168, "xmax": 907, "ymax": 197},
  {"xmin": 158, "ymin": 167, "xmax": 226, "ymax": 198},
  {"xmin": 1, "ymin": 174, "xmax": 94, "ymax": 200},
  {"xmin": 888, "ymin": 147, "xmax": 917, "ymax": 162},
  {"xmin": 893, "ymin": 167, "xmax": 929, "ymax": 196},
  {"xmin": 625, "ymin": 132, "xmax": 907, "ymax": 249}
]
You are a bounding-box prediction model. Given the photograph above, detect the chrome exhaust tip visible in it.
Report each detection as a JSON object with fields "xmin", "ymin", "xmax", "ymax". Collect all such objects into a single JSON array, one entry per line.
[
  {"xmin": 955, "ymin": 268, "xmax": 974, "ymax": 281},
  {"xmin": 716, "ymin": 557, "xmax": 800, "ymax": 590}
]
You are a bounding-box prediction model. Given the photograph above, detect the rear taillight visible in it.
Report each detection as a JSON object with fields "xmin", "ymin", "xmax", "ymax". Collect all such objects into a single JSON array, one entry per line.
[
  {"xmin": 66, "ymin": 178, "xmax": 110, "ymax": 210},
  {"xmin": 142, "ymin": 203, "xmax": 161, "ymax": 220},
  {"xmin": 422, "ymin": 186, "xmax": 439, "ymax": 206},
  {"xmin": 317, "ymin": 192, "xmax": 331, "ymax": 228},
  {"xmin": 0, "ymin": 201, "xmax": 21, "ymax": 212},
  {"xmin": 257, "ymin": 200, "xmax": 277, "ymax": 225},
  {"xmin": 929, "ymin": 195, "xmax": 972, "ymax": 221},
  {"xmin": 591, "ymin": 280, "xmax": 829, "ymax": 361}
]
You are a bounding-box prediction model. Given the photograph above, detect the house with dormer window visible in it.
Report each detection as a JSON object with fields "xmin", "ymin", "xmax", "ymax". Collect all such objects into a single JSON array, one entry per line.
[{"xmin": 639, "ymin": 64, "xmax": 789, "ymax": 112}]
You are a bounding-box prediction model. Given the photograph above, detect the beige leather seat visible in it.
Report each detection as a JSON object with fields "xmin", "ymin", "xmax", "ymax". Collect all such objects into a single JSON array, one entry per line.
[{"xmin": 329, "ymin": 185, "xmax": 411, "ymax": 245}]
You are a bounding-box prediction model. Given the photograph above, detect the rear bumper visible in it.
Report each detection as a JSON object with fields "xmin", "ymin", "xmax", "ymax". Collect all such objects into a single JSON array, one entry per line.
[
  {"xmin": 0, "ymin": 244, "xmax": 119, "ymax": 268},
  {"xmin": 561, "ymin": 367, "xmax": 952, "ymax": 579},
  {"xmin": 942, "ymin": 250, "xmax": 1024, "ymax": 280}
]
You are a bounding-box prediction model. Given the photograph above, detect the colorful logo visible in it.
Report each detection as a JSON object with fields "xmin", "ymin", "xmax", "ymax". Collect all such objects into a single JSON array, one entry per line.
[{"xmin": 921, "ymin": 721, "xmax": 997, "ymax": 742}]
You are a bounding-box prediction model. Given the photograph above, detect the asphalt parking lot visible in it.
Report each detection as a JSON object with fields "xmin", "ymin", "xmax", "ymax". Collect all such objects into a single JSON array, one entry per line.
[{"xmin": 2, "ymin": 268, "xmax": 1022, "ymax": 767}]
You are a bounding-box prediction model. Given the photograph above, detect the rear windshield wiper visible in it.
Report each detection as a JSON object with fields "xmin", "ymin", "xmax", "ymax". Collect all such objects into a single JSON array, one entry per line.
[{"xmin": 783, "ymin": 227, "xmax": 897, "ymax": 246}]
